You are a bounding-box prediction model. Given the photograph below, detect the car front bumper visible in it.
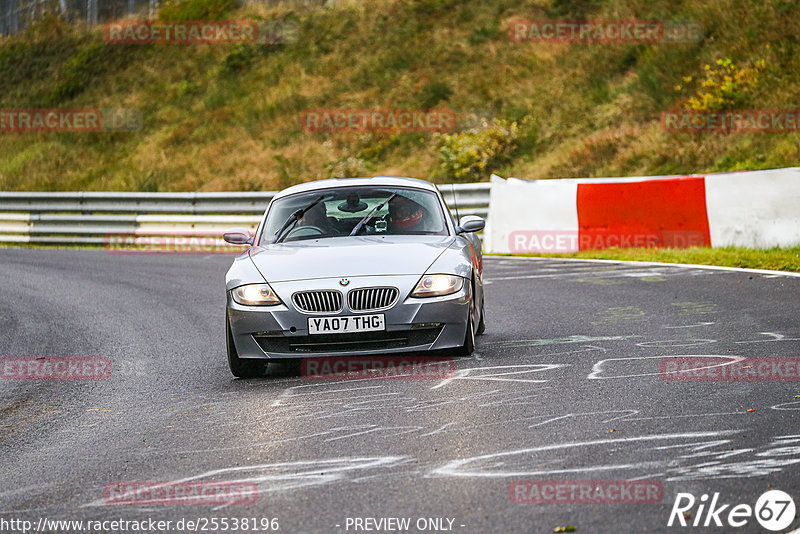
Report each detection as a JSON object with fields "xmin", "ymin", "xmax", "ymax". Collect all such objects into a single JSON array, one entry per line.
[{"xmin": 227, "ymin": 274, "xmax": 470, "ymax": 360}]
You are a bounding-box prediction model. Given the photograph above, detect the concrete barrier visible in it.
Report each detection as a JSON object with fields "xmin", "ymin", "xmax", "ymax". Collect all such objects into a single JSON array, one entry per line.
[{"xmin": 488, "ymin": 167, "xmax": 800, "ymax": 253}]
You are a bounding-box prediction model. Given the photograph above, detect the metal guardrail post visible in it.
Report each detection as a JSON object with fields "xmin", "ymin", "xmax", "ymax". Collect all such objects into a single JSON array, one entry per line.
[
  {"xmin": 7, "ymin": 0, "xmax": 19, "ymax": 34},
  {"xmin": 87, "ymin": 0, "xmax": 98, "ymax": 26}
]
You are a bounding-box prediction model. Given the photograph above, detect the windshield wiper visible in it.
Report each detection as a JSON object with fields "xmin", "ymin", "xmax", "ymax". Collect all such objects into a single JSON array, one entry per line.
[
  {"xmin": 273, "ymin": 195, "xmax": 327, "ymax": 244},
  {"xmin": 349, "ymin": 193, "xmax": 398, "ymax": 236}
]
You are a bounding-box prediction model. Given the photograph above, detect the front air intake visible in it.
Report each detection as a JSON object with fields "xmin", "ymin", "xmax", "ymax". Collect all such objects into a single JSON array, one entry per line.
[
  {"xmin": 348, "ymin": 287, "xmax": 399, "ymax": 312},
  {"xmin": 292, "ymin": 290, "xmax": 343, "ymax": 313}
]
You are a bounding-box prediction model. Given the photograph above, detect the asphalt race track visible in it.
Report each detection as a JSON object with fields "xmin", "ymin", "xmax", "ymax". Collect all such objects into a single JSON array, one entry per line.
[{"xmin": 2, "ymin": 248, "xmax": 800, "ymax": 534}]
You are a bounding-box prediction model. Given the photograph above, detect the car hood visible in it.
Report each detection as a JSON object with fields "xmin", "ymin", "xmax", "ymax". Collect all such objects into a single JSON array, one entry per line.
[{"xmin": 248, "ymin": 235, "xmax": 456, "ymax": 282}]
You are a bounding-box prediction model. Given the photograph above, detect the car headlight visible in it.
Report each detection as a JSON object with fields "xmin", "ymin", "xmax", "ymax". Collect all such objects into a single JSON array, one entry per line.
[
  {"xmin": 410, "ymin": 274, "xmax": 464, "ymax": 298},
  {"xmin": 231, "ymin": 283, "xmax": 282, "ymax": 306}
]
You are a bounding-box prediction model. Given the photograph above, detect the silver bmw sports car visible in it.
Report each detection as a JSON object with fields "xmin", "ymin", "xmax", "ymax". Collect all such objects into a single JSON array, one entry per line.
[{"xmin": 222, "ymin": 176, "xmax": 485, "ymax": 378}]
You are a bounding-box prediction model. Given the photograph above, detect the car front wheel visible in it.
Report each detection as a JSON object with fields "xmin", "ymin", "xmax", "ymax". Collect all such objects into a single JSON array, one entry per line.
[
  {"xmin": 457, "ymin": 289, "xmax": 476, "ymax": 356},
  {"xmin": 476, "ymin": 294, "xmax": 486, "ymax": 335},
  {"xmin": 227, "ymin": 313, "xmax": 267, "ymax": 378}
]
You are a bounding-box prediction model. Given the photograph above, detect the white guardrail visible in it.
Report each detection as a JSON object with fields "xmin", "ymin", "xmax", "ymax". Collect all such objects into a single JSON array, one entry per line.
[{"xmin": 0, "ymin": 184, "xmax": 491, "ymax": 246}]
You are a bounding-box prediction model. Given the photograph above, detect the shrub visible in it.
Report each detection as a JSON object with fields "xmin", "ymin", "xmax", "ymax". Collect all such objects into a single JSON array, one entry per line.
[
  {"xmin": 416, "ymin": 81, "xmax": 452, "ymax": 109},
  {"xmin": 219, "ymin": 44, "xmax": 258, "ymax": 75},
  {"xmin": 678, "ymin": 57, "xmax": 765, "ymax": 111},
  {"xmin": 436, "ymin": 118, "xmax": 520, "ymax": 182}
]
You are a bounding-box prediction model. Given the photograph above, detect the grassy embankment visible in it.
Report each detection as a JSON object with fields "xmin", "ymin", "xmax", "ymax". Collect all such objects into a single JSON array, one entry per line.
[
  {"xmin": 1, "ymin": 0, "xmax": 798, "ymax": 271},
  {"xmin": 0, "ymin": 0, "xmax": 798, "ymax": 191}
]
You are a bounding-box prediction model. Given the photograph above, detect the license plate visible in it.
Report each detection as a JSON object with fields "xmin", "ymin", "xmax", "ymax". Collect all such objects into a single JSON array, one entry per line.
[{"xmin": 308, "ymin": 314, "xmax": 385, "ymax": 335}]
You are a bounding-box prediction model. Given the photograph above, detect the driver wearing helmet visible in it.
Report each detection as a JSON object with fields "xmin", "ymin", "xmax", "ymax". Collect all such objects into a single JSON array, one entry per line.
[{"xmin": 388, "ymin": 195, "xmax": 425, "ymax": 233}]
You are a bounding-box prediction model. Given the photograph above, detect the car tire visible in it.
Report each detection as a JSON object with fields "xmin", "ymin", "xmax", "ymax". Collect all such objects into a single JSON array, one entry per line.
[
  {"xmin": 457, "ymin": 288, "xmax": 476, "ymax": 356},
  {"xmin": 227, "ymin": 313, "xmax": 267, "ymax": 378},
  {"xmin": 476, "ymin": 294, "xmax": 486, "ymax": 335}
]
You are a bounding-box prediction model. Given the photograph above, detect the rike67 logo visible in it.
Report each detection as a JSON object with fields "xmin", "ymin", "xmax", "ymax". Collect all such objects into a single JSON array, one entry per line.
[{"xmin": 668, "ymin": 490, "xmax": 796, "ymax": 531}]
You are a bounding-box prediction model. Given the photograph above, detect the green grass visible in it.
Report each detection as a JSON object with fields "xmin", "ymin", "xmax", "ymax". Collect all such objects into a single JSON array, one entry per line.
[
  {"xmin": 7, "ymin": 244, "xmax": 800, "ymax": 273},
  {"xmin": 1, "ymin": 0, "xmax": 799, "ymax": 191},
  {"xmin": 493, "ymin": 246, "xmax": 800, "ymax": 273}
]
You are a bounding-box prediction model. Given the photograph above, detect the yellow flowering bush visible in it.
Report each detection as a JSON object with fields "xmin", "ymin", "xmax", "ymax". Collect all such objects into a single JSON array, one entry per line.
[{"xmin": 677, "ymin": 58, "xmax": 765, "ymax": 111}]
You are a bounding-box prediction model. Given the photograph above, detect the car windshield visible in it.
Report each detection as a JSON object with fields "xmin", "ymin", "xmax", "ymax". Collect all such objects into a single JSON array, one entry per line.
[{"xmin": 260, "ymin": 186, "xmax": 449, "ymax": 244}]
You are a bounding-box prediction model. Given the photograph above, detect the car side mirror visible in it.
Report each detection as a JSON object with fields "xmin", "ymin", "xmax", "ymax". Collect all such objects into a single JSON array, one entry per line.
[
  {"xmin": 456, "ymin": 215, "xmax": 485, "ymax": 234},
  {"xmin": 223, "ymin": 228, "xmax": 254, "ymax": 245}
]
